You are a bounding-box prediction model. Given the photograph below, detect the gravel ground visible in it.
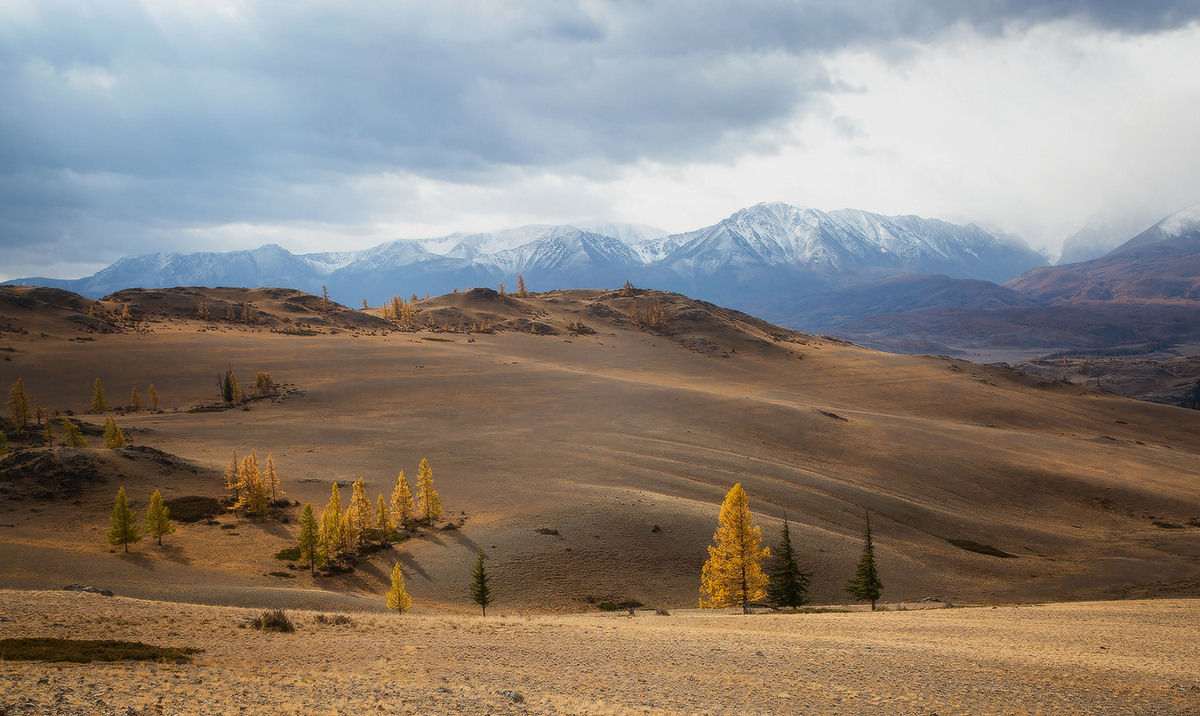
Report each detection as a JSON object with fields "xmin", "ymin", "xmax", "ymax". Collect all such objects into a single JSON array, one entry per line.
[{"xmin": 2, "ymin": 590, "xmax": 1199, "ymax": 715}]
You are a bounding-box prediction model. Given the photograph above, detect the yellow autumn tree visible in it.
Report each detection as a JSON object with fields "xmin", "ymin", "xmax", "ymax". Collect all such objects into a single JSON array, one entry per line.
[
  {"xmin": 102, "ymin": 416, "xmax": 127, "ymax": 449},
  {"xmin": 148, "ymin": 384, "xmax": 160, "ymax": 410},
  {"xmin": 345, "ymin": 477, "xmax": 371, "ymax": 553},
  {"xmin": 699, "ymin": 483, "xmax": 770, "ymax": 614},
  {"xmin": 376, "ymin": 495, "xmax": 392, "ymax": 534},
  {"xmin": 129, "ymin": 387, "xmax": 143, "ymax": 411},
  {"xmin": 91, "ymin": 378, "xmax": 110, "ymax": 412},
  {"xmin": 7, "ymin": 378, "xmax": 31, "ymax": 431},
  {"xmin": 240, "ymin": 451, "xmax": 268, "ymax": 515},
  {"xmin": 62, "ymin": 418, "xmax": 87, "ymax": 448},
  {"xmin": 415, "ymin": 458, "xmax": 441, "ymax": 524},
  {"xmin": 264, "ymin": 454, "xmax": 282, "ymax": 503},
  {"xmin": 321, "ymin": 482, "xmax": 346, "ymax": 562},
  {"xmin": 144, "ymin": 488, "xmax": 176, "ymax": 546},
  {"xmin": 390, "ymin": 470, "xmax": 414, "ymax": 527},
  {"xmin": 516, "ymin": 274, "xmax": 528, "ymax": 297},
  {"xmin": 386, "ymin": 562, "xmax": 413, "ymax": 613},
  {"xmin": 223, "ymin": 449, "xmax": 240, "ymax": 503}
]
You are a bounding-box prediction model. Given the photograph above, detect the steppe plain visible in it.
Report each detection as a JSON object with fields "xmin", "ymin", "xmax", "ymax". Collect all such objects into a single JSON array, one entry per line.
[{"xmin": 1, "ymin": 284, "xmax": 1199, "ymax": 714}]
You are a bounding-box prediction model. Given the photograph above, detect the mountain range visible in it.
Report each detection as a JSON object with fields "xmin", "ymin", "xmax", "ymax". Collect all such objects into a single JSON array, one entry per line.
[{"xmin": 4, "ymin": 202, "xmax": 1047, "ymax": 312}]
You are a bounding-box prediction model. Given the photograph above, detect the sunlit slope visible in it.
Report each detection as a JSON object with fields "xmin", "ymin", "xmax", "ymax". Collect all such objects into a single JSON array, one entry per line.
[{"xmin": 1, "ymin": 286, "xmax": 1198, "ymax": 611}]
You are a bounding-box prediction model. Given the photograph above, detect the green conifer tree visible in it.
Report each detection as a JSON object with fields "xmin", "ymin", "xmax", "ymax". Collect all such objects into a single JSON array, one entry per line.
[
  {"xmin": 102, "ymin": 416, "xmax": 127, "ymax": 449},
  {"xmin": 844, "ymin": 509, "xmax": 884, "ymax": 610},
  {"xmin": 415, "ymin": 458, "xmax": 442, "ymax": 524},
  {"xmin": 386, "ymin": 562, "xmax": 413, "ymax": 613},
  {"xmin": 106, "ymin": 486, "xmax": 142, "ymax": 552},
  {"xmin": 766, "ymin": 514, "xmax": 811, "ymax": 608},
  {"xmin": 390, "ymin": 470, "xmax": 414, "ymax": 527},
  {"xmin": 469, "ymin": 550, "xmax": 494, "ymax": 616},
  {"xmin": 144, "ymin": 488, "xmax": 176, "ymax": 546},
  {"xmin": 62, "ymin": 418, "xmax": 87, "ymax": 448},
  {"xmin": 298, "ymin": 503, "xmax": 322, "ymax": 575},
  {"xmin": 91, "ymin": 378, "xmax": 110, "ymax": 412}
]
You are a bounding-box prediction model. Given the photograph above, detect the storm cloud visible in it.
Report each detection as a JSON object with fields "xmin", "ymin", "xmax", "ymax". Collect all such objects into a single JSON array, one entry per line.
[{"xmin": 2, "ymin": 0, "xmax": 1199, "ymax": 277}]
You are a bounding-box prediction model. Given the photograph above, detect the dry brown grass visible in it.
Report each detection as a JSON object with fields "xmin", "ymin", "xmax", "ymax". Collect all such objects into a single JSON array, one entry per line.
[{"xmin": 1, "ymin": 590, "xmax": 1198, "ymax": 715}]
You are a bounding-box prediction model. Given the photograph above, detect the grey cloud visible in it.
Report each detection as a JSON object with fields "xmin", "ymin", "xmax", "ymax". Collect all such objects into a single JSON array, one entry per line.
[{"xmin": 2, "ymin": 0, "xmax": 1197, "ymax": 269}]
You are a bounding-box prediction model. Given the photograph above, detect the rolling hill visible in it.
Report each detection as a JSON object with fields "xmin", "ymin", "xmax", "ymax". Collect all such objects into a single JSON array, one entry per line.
[{"xmin": 2, "ymin": 284, "xmax": 1198, "ymax": 615}]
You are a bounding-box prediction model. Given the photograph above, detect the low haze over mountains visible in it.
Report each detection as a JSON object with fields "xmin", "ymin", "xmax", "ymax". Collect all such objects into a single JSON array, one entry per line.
[{"xmin": 5, "ymin": 201, "xmax": 1046, "ymax": 311}]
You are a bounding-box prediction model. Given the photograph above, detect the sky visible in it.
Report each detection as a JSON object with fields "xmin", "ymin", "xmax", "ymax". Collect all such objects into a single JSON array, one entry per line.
[{"xmin": 3, "ymin": 0, "xmax": 1200, "ymax": 280}]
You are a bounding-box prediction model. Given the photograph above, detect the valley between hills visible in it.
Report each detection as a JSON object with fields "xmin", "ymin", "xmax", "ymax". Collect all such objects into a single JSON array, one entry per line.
[{"xmin": 2, "ymin": 284, "xmax": 1199, "ymax": 714}]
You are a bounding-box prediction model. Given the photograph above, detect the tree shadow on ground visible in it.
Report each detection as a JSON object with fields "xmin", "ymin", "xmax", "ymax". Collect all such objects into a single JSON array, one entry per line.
[
  {"xmin": 155, "ymin": 542, "xmax": 192, "ymax": 565},
  {"xmin": 117, "ymin": 551, "xmax": 156, "ymax": 571}
]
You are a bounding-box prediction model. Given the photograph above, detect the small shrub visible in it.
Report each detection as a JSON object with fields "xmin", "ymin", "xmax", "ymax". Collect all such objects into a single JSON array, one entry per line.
[
  {"xmin": 186, "ymin": 406, "xmax": 229, "ymax": 414},
  {"xmin": 267, "ymin": 571, "xmax": 295, "ymax": 579},
  {"xmin": 274, "ymin": 547, "xmax": 302, "ymax": 561},
  {"xmin": 535, "ymin": 527, "xmax": 559, "ymax": 535},
  {"xmin": 220, "ymin": 524, "xmax": 237, "ymax": 530},
  {"xmin": 314, "ymin": 613, "xmax": 354, "ymax": 626},
  {"xmin": 597, "ymin": 599, "xmax": 642, "ymax": 612},
  {"xmin": 655, "ymin": 609, "xmax": 671, "ymax": 616},
  {"xmin": 250, "ymin": 609, "xmax": 295, "ymax": 633},
  {"xmin": 1153, "ymin": 520, "xmax": 1184, "ymax": 529}
]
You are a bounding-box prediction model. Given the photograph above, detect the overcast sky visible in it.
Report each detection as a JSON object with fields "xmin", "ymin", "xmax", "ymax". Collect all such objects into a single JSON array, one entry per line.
[{"xmin": 3, "ymin": 0, "xmax": 1200, "ymax": 279}]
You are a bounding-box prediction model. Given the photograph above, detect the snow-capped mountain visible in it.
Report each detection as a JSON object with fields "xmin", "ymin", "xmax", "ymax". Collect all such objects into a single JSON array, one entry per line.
[
  {"xmin": 1108, "ymin": 202, "xmax": 1200, "ymax": 255},
  {"xmin": 1057, "ymin": 212, "xmax": 1160, "ymax": 265},
  {"xmin": 3, "ymin": 204, "xmax": 1048, "ymax": 312}
]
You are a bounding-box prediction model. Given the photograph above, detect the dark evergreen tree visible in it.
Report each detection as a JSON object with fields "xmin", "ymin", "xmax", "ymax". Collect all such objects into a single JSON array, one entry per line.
[
  {"xmin": 469, "ymin": 550, "xmax": 494, "ymax": 616},
  {"xmin": 844, "ymin": 509, "xmax": 883, "ymax": 610},
  {"xmin": 767, "ymin": 514, "xmax": 811, "ymax": 608}
]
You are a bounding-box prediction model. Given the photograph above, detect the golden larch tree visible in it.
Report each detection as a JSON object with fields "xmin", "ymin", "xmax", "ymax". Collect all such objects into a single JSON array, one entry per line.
[
  {"xmin": 42, "ymin": 419, "xmax": 54, "ymax": 446},
  {"xmin": 264, "ymin": 455, "xmax": 282, "ymax": 503},
  {"xmin": 699, "ymin": 483, "xmax": 770, "ymax": 614},
  {"xmin": 321, "ymin": 482, "xmax": 346, "ymax": 562},
  {"xmin": 62, "ymin": 418, "xmax": 87, "ymax": 448},
  {"xmin": 298, "ymin": 503, "xmax": 322, "ymax": 575},
  {"xmin": 386, "ymin": 563, "xmax": 413, "ymax": 613},
  {"xmin": 376, "ymin": 495, "xmax": 392, "ymax": 535},
  {"xmin": 148, "ymin": 384, "xmax": 160, "ymax": 410},
  {"xmin": 129, "ymin": 387, "xmax": 143, "ymax": 411},
  {"xmin": 7, "ymin": 378, "xmax": 31, "ymax": 431},
  {"xmin": 102, "ymin": 416, "xmax": 127, "ymax": 449},
  {"xmin": 223, "ymin": 449, "xmax": 240, "ymax": 503},
  {"xmin": 415, "ymin": 458, "xmax": 441, "ymax": 524},
  {"xmin": 240, "ymin": 451, "xmax": 268, "ymax": 515},
  {"xmin": 106, "ymin": 486, "xmax": 141, "ymax": 553},
  {"xmin": 390, "ymin": 470, "xmax": 414, "ymax": 527},
  {"xmin": 516, "ymin": 274, "xmax": 528, "ymax": 297},
  {"xmin": 345, "ymin": 477, "xmax": 371, "ymax": 553},
  {"xmin": 91, "ymin": 378, "xmax": 110, "ymax": 412},
  {"xmin": 144, "ymin": 488, "xmax": 176, "ymax": 546}
]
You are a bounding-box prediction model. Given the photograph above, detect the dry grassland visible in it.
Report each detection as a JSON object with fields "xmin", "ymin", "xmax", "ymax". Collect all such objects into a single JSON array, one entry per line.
[{"xmin": 2, "ymin": 590, "xmax": 1199, "ymax": 715}]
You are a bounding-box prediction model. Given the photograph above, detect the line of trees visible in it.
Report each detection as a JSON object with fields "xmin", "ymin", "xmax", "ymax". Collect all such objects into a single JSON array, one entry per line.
[
  {"xmin": 700, "ymin": 483, "xmax": 883, "ymax": 612},
  {"xmin": 106, "ymin": 487, "xmax": 176, "ymax": 552}
]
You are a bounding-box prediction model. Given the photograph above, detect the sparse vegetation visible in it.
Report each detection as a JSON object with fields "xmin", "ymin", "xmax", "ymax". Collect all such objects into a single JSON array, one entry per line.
[
  {"xmin": 251, "ymin": 609, "xmax": 295, "ymax": 633},
  {"xmin": 313, "ymin": 613, "xmax": 354, "ymax": 626},
  {"xmin": 0, "ymin": 638, "xmax": 201, "ymax": 664}
]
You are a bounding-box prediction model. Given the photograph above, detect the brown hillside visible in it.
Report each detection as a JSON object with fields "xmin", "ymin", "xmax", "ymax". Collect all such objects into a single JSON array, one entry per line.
[{"xmin": 1, "ymin": 285, "xmax": 1199, "ymax": 614}]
